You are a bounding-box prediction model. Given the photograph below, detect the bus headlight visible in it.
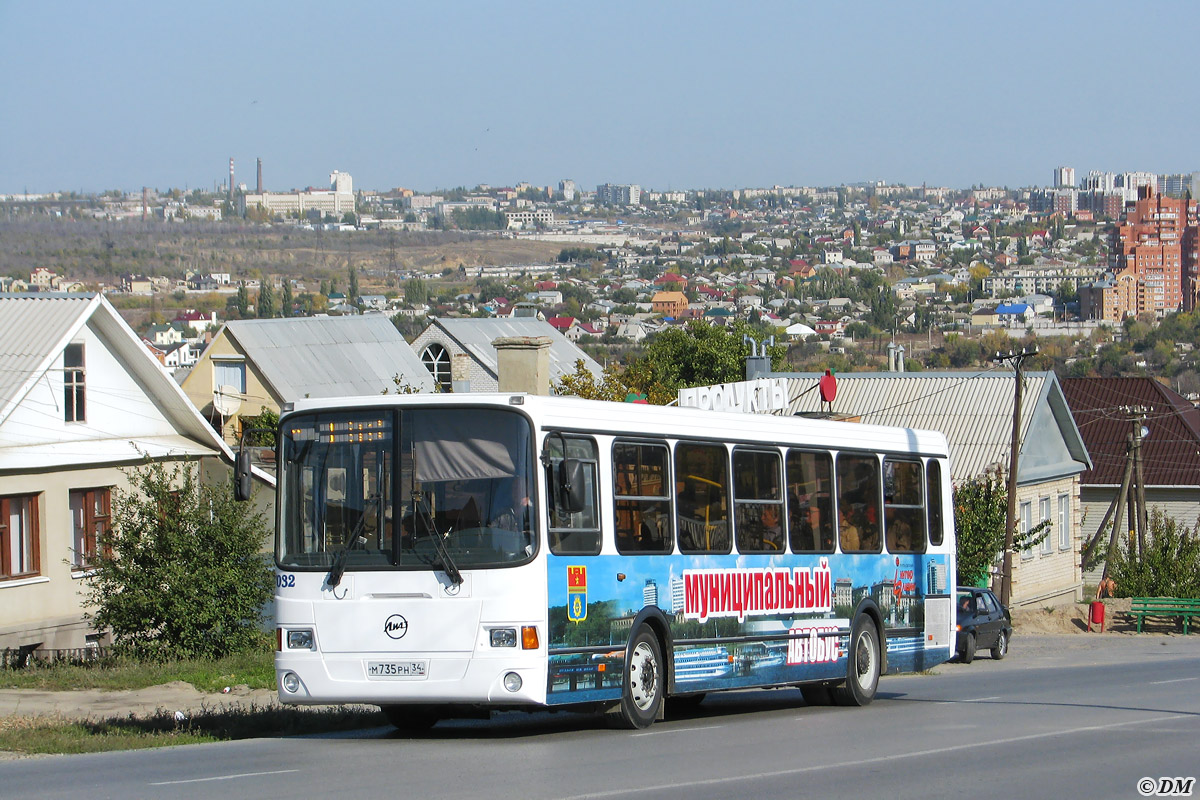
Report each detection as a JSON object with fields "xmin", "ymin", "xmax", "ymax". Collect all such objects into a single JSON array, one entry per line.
[
  {"xmin": 287, "ymin": 629, "xmax": 315, "ymax": 650},
  {"xmin": 281, "ymin": 672, "xmax": 301, "ymax": 693},
  {"xmin": 503, "ymin": 672, "xmax": 523, "ymax": 692},
  {"xmin": 490, "ymin": 628, "xmax": 518, "ymax": 647}
]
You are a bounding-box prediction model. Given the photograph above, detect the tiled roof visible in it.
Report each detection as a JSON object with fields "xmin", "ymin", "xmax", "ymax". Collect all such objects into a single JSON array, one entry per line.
[{"xmin": 1060, "ymin": 378, "xmax": 1200, "ymax": 487}]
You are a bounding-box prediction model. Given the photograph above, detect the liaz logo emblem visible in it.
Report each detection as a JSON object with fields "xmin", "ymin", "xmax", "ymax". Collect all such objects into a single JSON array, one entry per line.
[{"xmin": 384, "ymin": 614, "xmax": 409, "ymax": 639}]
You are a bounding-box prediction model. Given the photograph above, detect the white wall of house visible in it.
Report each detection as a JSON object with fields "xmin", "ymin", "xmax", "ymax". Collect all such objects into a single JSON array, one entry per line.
[{"xmin": 1010, "ymin": 475, "xmax": 1082, "ymax": 607}]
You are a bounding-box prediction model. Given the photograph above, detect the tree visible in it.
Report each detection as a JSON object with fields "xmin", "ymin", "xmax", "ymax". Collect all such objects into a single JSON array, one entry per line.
[
  {"xmin": 85, "ymin": 460, "xmax": 273, "ymax": 661},
  {"xmin": 553, "ymin": 359, "xmax": 631, "ymax": 402},
  {"xmin": 954, "ymin": 467, "xmax": 1050, "ymax": 586},
  {"xmin": 1107, "ymin": 509, "xmax": 1200, "ymax": 598},
  {"xmin": 349, "ymin": 264, "xmax": 359, "ymax": 301},
  {"xmin": 405, "ymin": 276, "xmax": 430, "ymax": 306},
  {"xmin": 257, "ymin": 280, "xmax": 277, "ymax": 318},
  {"xmin": 281, "ymin": 279, "xmax": 294, "ymax": 317},
  {"xmin": 625, "ymin": 320, "xmax": 784, "ymax": 405},
  {"xmin": 236, "ymin": 282, "xmax": 249, "ymax": 317}
]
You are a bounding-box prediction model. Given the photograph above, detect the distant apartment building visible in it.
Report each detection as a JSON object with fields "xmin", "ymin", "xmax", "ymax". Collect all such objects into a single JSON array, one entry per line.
[
  {"xmin": 983, "ymin": 266, "xmax": 1102, "ymax": 297},
  {"xmin": 504, "ymin": 208, "xmax": 555, "ymax": 229},
  {"xmin": 558, "ymin": 179, "xmax": 577, "ymax": 202},
  {"xmin": 596, "ymin": 183, "xmax": 642, "ymax": 206},
  {"xmin": 1054, "ymin": 166, "xmax": 1076, "ymax": 188},
  {"xmin": 437, "ymin": 198, "xmax": 499, "ymax": 218},
  {"xmin": 1158, "ymin": 172, "xmax": 1200, "ymax": 198},
  {"xmin": 404, "ymin": 194, "xmax": 444, "ymax": 210},
  {"xmin": 1081, "ymin": 188, "xmax": 1200, "ymax": 320},
  {"xmin": 240, "ymin": 170, "xmax": 355, "ymax": 218},
  {"xmin": 890, "ymin": 240, "xmax": 937, "ymax": 263}
]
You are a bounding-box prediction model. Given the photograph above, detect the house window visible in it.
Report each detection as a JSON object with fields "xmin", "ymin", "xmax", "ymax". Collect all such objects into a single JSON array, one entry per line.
[
  {"xmin": 1019, "ymin": 500, "xmax": 1033, "ymax": 560},
  {"xmin": 64, "ymin": 343, "xmax": 85, "ymax": 422},
  {"xmin": 1040, "ymin": 497, "xmax": 1053, "ymax": 555},
  {"xmin": 213, "ymin": 359, "xmax": 246, "ymax": 394},
  {"xmin": 421, "ymin": 343, "xmax": 452, "ymax": 391},
  {"xmin": 1058, "ymin": 494, "xmax": 1071, "ymax": 551},
  {"xmin": 70, "ymin": 488, "xmax": 110, "ymax": 569},
  {"xmin": 1, "ymin": 494, "xmax": 40, "ymax": 580}
]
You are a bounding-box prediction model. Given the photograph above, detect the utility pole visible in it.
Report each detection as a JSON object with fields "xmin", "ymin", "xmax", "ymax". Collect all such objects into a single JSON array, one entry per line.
[{"xmin": 994, "ymin": 347, "xmax": 1038, "ymax": 607}]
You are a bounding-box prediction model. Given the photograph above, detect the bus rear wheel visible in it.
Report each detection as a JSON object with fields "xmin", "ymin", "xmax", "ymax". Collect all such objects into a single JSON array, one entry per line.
[
  {"xmin": 381, "ymin": 704, "xmax": 441, "ymax": 733},
  {"xmin": 833, "ymin": 616, "xmax": 880, "ymax": 707},
  {"xmin": 610, "ymin": 627, "xmax": 663, "ymax": 729}
]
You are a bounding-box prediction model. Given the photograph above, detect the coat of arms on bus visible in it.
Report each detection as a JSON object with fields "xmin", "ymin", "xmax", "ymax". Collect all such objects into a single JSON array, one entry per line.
[{"xmin": 567, "ymin": 566, "xmax": 587, "ymax": 622}]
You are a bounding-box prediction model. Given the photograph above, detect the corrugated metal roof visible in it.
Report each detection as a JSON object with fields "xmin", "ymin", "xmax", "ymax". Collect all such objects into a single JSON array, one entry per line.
[
  {"xmin": 1061, "ymin": 377, "xmax": 1200, "ymax": 487},
  {"xmin": 431, "ymin": 318, "xmax": 603, "ymax": 381},
  {"xmin": 224, "ymin": 316, "xmax": 434, "ymax": 400},
  {"xmin": 0, "ymin": 293, "xmax": 95, "ymax": 421},
  {"xmin": 784, "ymin": 370, "xmax": 1065, "ymax": 483}
]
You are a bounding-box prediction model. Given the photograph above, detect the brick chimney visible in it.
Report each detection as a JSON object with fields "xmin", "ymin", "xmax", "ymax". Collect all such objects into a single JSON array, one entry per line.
[{"xmin": 493, "ymin": 336, "xmax": 553, "ymax": 395}]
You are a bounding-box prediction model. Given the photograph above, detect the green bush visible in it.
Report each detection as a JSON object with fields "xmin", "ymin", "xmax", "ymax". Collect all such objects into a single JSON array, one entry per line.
[
  {"xmin": 953, "ymin": 467, "xmax": 1049, "ymax": 586},
  {"xmin": 85, "ymin": 461, "xmax": 274, "ymax": 661},
  {"xmin": 1107, "ymin": 509, "xmax": 1200, "ymax": 598}
]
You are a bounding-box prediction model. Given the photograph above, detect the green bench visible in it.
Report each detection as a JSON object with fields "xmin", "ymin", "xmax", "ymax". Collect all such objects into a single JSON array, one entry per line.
[{"xmin": 1130, "ymin": 597, "xmax": 1200, "ymax": 634}]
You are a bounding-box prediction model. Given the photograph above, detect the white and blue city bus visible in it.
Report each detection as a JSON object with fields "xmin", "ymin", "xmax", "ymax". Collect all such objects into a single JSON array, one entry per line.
[{"xmin": 247, "ymin": 392, "xmax": 955, "ymax": 731}]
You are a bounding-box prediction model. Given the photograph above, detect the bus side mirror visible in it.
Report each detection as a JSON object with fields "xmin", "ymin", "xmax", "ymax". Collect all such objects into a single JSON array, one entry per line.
[
  {"xmin": 558, "ymin": 458, "xmax": 586, "ymax": 514},
  {"xmin": 234, "ymin": 448, "xmax": 253, "ymax": 502}
]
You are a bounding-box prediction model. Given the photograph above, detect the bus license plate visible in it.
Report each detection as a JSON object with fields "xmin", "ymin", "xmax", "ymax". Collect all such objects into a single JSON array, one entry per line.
[{"xmin": 366, "ymin": 660, "xmax": 428, "ymax": 679}]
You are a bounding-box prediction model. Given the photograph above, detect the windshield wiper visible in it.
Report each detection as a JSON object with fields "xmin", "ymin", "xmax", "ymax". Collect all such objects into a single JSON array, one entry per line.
[
  {"xmin": 326, "ymin": 494, "xmax": 380, "ymax": 589},
  {"xmin": 411, "ymin": 491, "xmax": 463, "ymax": 586}
]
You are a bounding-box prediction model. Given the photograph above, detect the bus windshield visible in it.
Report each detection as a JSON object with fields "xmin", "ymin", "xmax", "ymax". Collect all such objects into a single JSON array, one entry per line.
[{"xmin": 277, "ymin": 406, "xmax": 536, "ymax": 572}]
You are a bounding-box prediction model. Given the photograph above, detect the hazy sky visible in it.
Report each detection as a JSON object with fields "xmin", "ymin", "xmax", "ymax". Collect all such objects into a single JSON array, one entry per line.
[{"xmin": 3, "ymin": 1, "xmax": 1197, "ymax": 195}]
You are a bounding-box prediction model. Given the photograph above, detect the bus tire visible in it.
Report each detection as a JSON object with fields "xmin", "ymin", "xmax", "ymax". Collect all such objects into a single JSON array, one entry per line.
[
  {"xmin": 381, "ymin": 704, "xmax": 441, "ymax": 733},
  {"xmin": 833, "ymin": 616, "xmax": 880, "ymax": 707},
  {"xmin": 609, "ymin": 627, "xmax": 663, "ymax": 729}
]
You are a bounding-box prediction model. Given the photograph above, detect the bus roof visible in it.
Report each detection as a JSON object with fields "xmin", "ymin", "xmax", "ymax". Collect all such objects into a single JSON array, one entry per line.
[{"xmin": 284, "ymin": 393, "xmax": 951, "ymax": 459}]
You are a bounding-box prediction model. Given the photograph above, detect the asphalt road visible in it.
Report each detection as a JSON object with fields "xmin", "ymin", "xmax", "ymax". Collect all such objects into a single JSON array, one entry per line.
[{"xmin": 3, "ymin": 634, "xmax": 1197, "ymax": 800}]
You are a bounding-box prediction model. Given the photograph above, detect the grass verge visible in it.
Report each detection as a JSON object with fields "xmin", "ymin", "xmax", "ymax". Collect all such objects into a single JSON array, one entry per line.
[{"xmin": 0, "ymin": 704, "xmax": 386, "ymax": 756}]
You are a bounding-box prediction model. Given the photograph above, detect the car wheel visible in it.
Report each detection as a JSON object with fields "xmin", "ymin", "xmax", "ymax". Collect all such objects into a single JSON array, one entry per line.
[
  {"xmin": 960, "ymin": 632, "xmax": 976, "ymax": 664},
  {"xmin": 609, "ymin": 626, "xmax": 663, "ymax": 729},
  {"xmin": 833, "ymin": 616, "xmax": 881, "ymax": 706},
  {"xmin": 991, "ymin": 630, "xmax": 1009, "ymax": 660}
]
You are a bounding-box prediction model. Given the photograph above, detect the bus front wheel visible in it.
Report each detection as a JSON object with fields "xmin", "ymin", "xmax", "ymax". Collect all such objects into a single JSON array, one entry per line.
[
  {"xmin": 833, "ymin": 616, "xmax": 880, "ymax": 707},
  {"xmin": 610, "ymin": 627, "xmax": 663, "ymax": 729}
]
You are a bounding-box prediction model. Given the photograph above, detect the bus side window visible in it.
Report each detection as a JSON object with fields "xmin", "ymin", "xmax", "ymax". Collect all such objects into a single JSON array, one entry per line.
[
  {"xmin": 884, "ymin": 458, "xmax": 926, "ymax": 554},
  {"xmin": 547, "ymin": 435, "xmax": 601, "ymax": 555},
  {"xmin": 837, "ymin": 454, "xmax": 881, "ymax": 553},
  {"xmin": 733, "ymin": 448, "xmax": 784, "ymax": 553},
  {"xmin": 926, "ymin": 459, "xmax": 944, "ymax": 546},
  {"xmin": 675, "ymin": 442, "xmax": 730, "ymax": 554},
  {"xmin": 613, "ymin": 441, "xmax": 673, "ymax": 554},
  {"xmin": 786, "ymin": 450, "xmax": 834, "ymax": 553}
]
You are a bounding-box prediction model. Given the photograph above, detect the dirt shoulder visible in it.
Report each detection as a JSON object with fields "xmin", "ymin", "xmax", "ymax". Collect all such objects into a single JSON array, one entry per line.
[{"xmin": 0, "ymin": 680, "xmax": 280, "ymax": 724}]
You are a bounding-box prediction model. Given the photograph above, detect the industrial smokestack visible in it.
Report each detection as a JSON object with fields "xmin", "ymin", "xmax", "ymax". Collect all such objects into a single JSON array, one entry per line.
[
  {"xmin": 256, "ymin": 158, "xmax": 262, "ymax": 194},
  {"xmin": 228, "ymin": 158, "xmax": 235, "ymax": 200}
]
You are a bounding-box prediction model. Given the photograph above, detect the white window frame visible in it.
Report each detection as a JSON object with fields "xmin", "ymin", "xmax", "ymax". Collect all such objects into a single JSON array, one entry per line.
[
  {"xmin": 1019, "ymin": 500, "xmax": 1034, "ymax": 560},
  {"xmin": 1058, "ymin": 494, "xmax": 1071, "ymax": 551},
  {"xmin": 1040, "ymin": 496, "xmax": 1053, "ymax": 555}
]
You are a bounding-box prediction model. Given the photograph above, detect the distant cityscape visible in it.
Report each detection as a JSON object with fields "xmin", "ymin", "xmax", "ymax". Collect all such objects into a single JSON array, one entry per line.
[{"xmin": 3, "ymin": 163, "xmax": 1200, "ymax": 385}]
